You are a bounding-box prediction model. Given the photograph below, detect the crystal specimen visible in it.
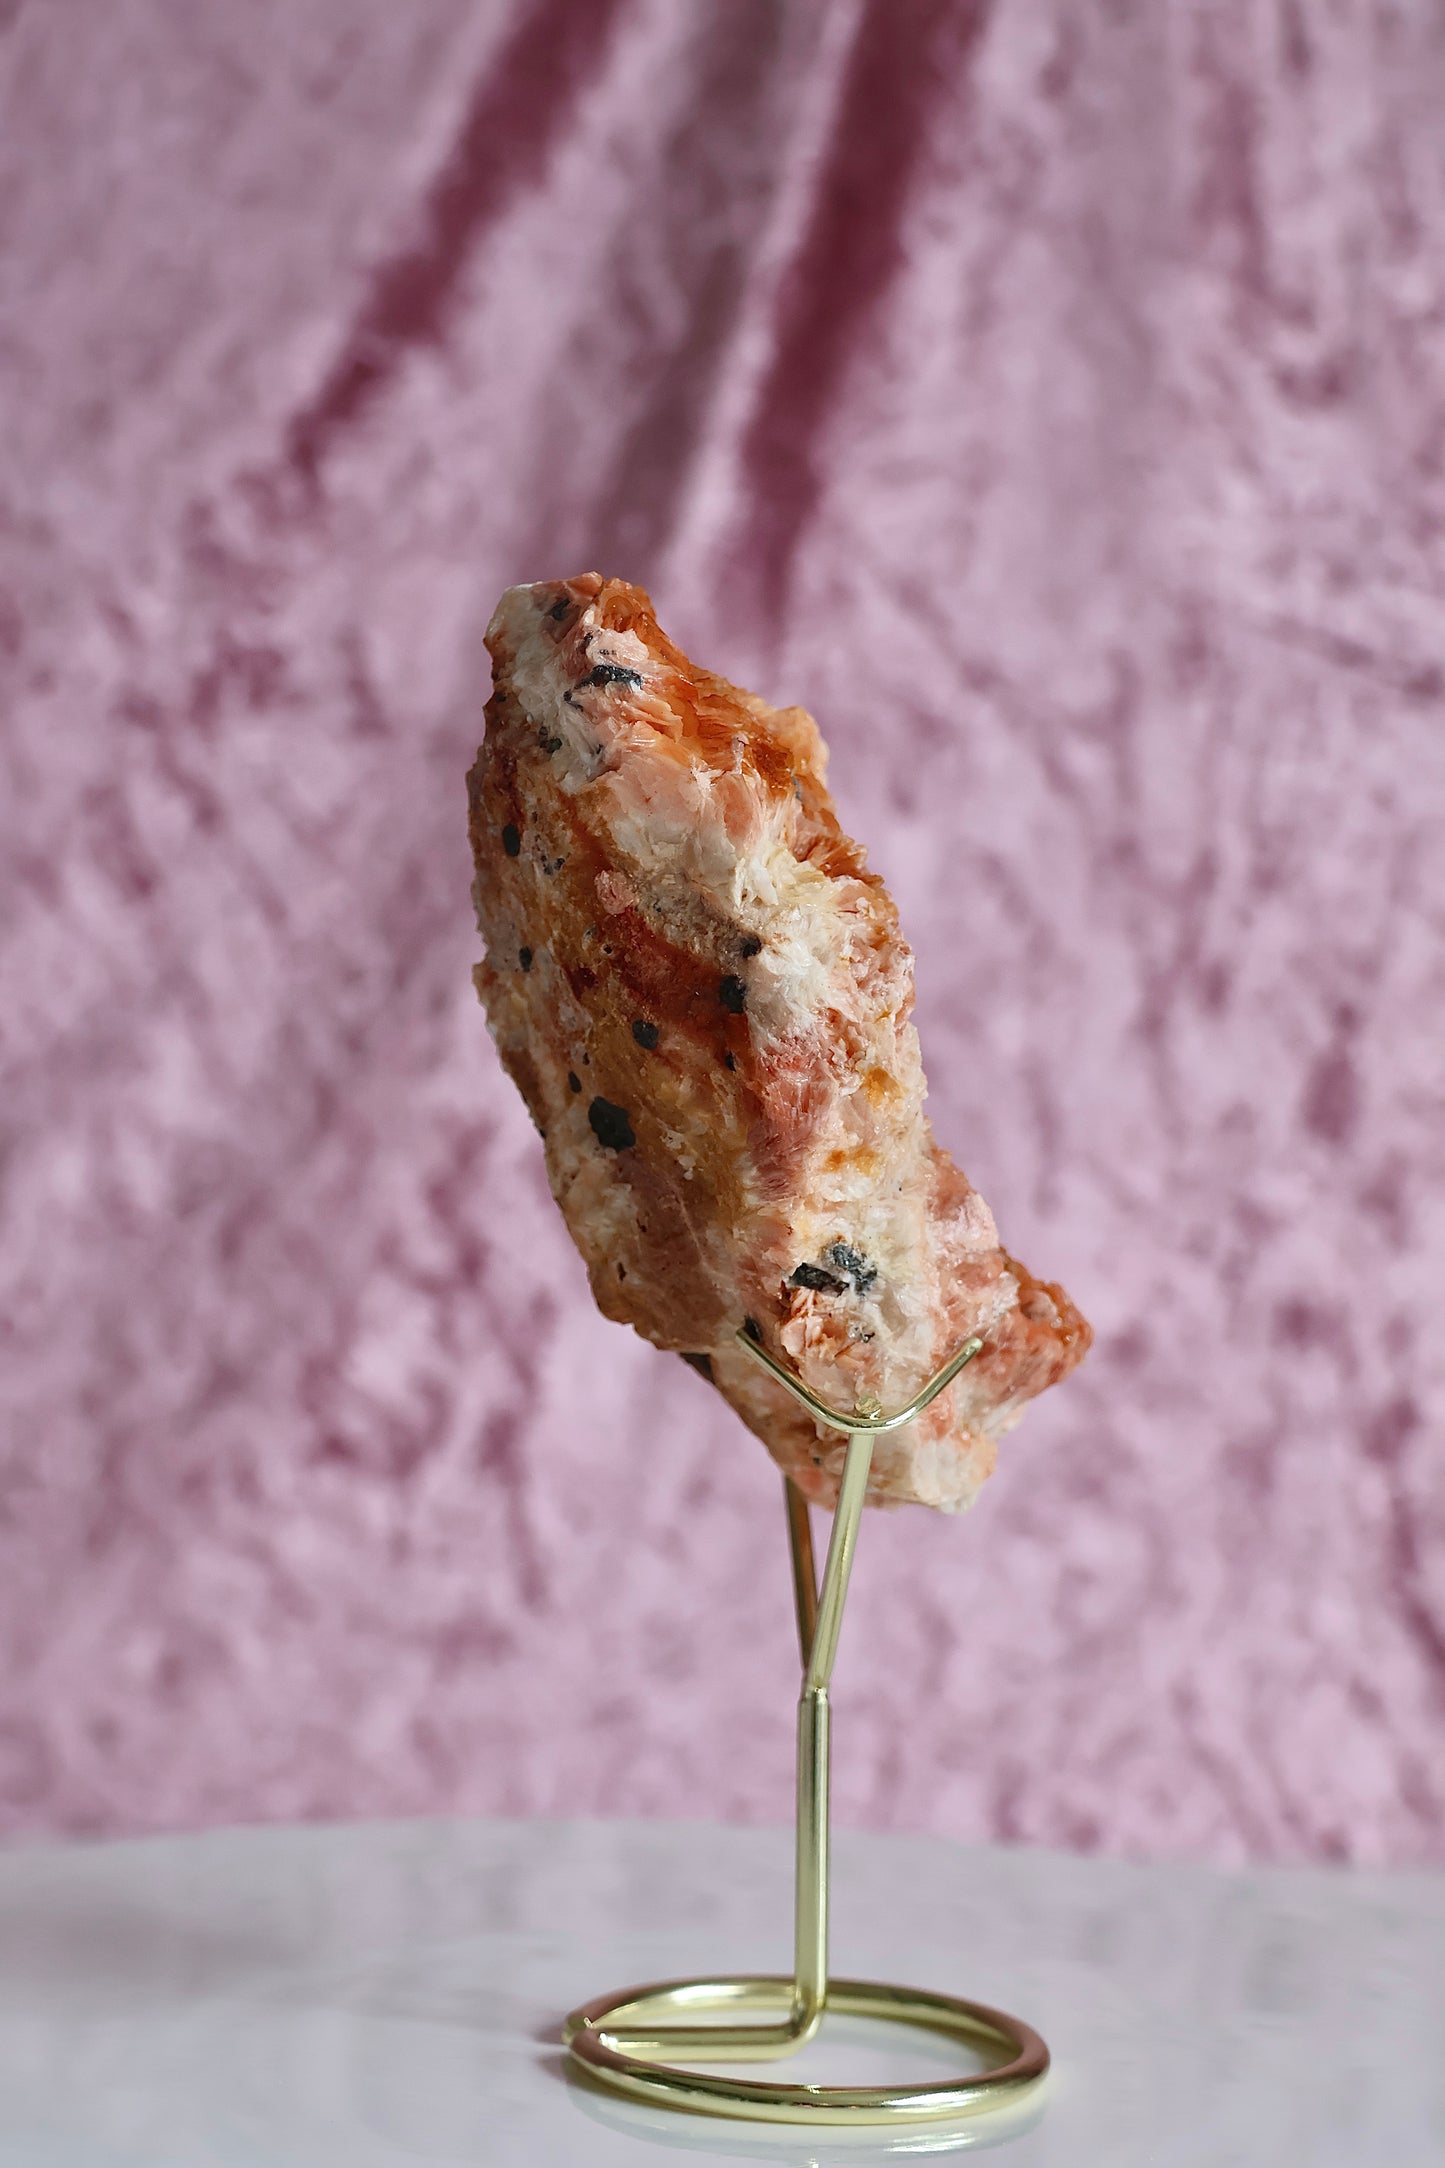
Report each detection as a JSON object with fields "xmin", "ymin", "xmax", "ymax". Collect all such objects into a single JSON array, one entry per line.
[{"xmin": 468, "ymin": 575, "xmax": 1089, "ymax": 1509}]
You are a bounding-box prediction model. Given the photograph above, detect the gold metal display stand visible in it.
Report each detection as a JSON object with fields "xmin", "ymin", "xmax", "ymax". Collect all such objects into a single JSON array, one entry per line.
[{"xmin": 564, "ymin": 1327, "xmax": 1051, "ymax": 2128}]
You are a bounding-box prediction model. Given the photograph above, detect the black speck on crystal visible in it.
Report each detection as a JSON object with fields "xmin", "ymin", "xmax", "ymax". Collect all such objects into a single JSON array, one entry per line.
[
  {"xmin": 568, "ymin": 1071, "xmax": 581, "ymax": 1094},
  {"xmin": 827, "ymin": 1243, "xmax": 879, "ymax": 1295},
  {"xmin": 723, "ymin": 1051, "xmax": 737, "ymax": 1071},
  {"xmin": 502, "ymin": 823, "xmax": 521, "ymax": 857},
  {"xmin": 738, "ymin": 935, "xmax": 762, "ymax": 958},
  {"xmin": 518, "ymin": 947, "xmax": 533, "ymax": 972},
  {"xmin": 680, "ymin": 1351, "xmax": 714, "ymax": 1380},
  {"xmin": 790, "ymin": 1262, "xmax": 847, "ymax": 1295},
  {"xmin": 742, "ymin": 1315, "xmax": 763, "ymax": 1344},
  {"xmin": 631, "ymin": 1019, "xmax": 660, "ymax": 1049},
  {"xmin": 719, "ymin": 974, "xmax": 747, "ymax": 1014},
  {"xmin": 588, "ymin": 1097, "xmax": 635, "ymax": 1151},
  {"xmin": 548, "ymin": 597, "xmax": 570, "ymax": 621},
  {"xmin": 578, "ymin": 662, "xmax": 644, "ymax": 692}
]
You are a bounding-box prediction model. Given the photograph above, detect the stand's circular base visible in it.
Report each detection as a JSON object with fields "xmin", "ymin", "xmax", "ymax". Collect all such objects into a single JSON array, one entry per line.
[{"xmin": 563, "ymin": 1974, "xmax": 1050, "ymax": 2127}]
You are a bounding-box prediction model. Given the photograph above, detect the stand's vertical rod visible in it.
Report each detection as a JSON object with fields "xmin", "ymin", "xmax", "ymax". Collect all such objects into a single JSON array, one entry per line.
[
  {"xmin": 595, "ymin": 1431, "xmax": 874, "ymax": 2065},
  {"xmin": 786, "ymin": 1432, "xmax": 874, "ymax": 2043}
]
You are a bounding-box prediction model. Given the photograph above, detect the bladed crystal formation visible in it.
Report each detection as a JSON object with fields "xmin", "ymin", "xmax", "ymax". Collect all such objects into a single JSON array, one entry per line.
[{"xmin": 468, "ymin": 575, "xmax": 1089, "ymax": 1509}]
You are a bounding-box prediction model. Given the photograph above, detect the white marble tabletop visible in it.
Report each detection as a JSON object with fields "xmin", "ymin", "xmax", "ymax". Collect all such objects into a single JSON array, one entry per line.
[{"xmin": 0, "ymin": 1815, "xmax": 1440, "ymax": 2166}]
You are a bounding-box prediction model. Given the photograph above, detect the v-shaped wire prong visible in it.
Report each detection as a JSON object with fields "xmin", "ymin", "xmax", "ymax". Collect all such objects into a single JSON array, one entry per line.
[{"xmin": 736, "ymin": 1327, "xmax": 984, "ymax": 1437}]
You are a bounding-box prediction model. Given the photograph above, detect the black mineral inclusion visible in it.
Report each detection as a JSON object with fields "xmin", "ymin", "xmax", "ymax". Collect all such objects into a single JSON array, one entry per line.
[
  {"xmin": 827, "ymin": 1243, "xmax": 878, "ymax": 1294},
  {"xmin": 577, "ymin": 663, "xmax": 644, "ymax": 691},
  {"xmin": 588, "ymin": 1097, "xmax": 636, "ymax": 1152}
]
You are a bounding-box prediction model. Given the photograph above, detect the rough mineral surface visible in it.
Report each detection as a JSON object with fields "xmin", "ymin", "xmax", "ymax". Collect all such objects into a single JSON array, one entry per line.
[{"xmin": 468, "ymin": 575, "xmax": 1090, "ymax": 1509}]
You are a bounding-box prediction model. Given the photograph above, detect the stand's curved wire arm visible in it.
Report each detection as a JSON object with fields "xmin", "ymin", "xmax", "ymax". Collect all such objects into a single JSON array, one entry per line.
[{"xmin": 735, "ymin": 1325, "xmax": 985, "ymax": 1436}]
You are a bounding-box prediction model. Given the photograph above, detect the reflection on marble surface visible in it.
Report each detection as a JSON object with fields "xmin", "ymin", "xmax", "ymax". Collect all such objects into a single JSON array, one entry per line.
[{"xmin": 0, "ymin": 1818, "xmax": 1441, "ymax": 2166}]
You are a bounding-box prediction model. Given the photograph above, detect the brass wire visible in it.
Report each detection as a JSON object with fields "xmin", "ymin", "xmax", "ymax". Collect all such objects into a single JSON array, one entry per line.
[{"xmin": 562, "ymin": 1327, "xmax": 1050, "ymax": 2126}]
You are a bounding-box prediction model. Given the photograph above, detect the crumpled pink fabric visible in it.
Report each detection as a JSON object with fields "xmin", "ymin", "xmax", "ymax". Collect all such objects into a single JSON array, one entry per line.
[{"xmin": 2, "ymin": 2, "xmax": 1442, "ymax": 1863}]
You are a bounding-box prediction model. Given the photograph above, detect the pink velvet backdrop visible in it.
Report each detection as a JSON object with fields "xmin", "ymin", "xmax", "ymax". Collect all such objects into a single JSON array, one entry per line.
[{"xmin": 3, "ymin": 2, "xmax": 1443, "ymax": 1863}]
